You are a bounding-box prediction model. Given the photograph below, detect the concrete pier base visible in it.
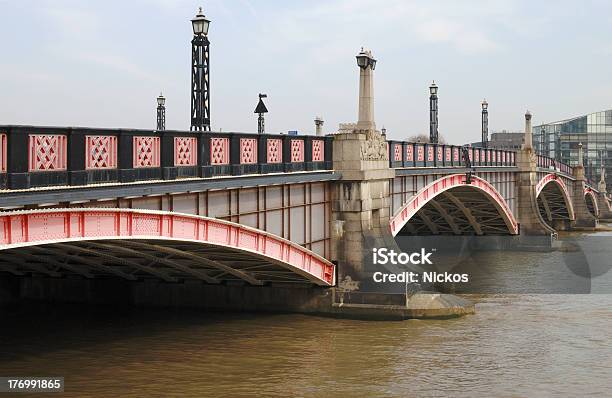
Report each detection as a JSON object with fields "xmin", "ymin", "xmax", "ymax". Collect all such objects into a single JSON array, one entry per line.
[
  {"xmin": 330, "ymin": 292, "xmax": 474, "ymax": 320},
  {"xmin": 4, "ymin": 275, "xmax": 474, "ymax": 320}
]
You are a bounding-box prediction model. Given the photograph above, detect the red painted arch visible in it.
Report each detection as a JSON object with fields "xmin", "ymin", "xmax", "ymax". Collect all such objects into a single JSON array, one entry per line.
[
  {"xmin": 584, "ymin": 188, "xmax": 599, "ymax": 217},
  {"xmin": 0, "ymin": 208, "xmax": 335, "ymax": 286},
  {"xmin": 389, "ymin": 174, "xmax": 519, "ymax": 237},
  {"xmin": 535, "ymin": 173, "xmax": 575, "ymax": 220}
]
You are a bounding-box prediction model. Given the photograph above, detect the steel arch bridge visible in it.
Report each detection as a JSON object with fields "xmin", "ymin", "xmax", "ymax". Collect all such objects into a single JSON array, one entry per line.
[
  {"xmin": 1, "ymin": 121, "xmax": 611, "ymax": 318},
  {"xmin": 390, "ymin": 174, "xmax": 519, "ymax": 236},
  {"xmin": 0, "ymin": 208, "xmax": 335, "ymax": 286},
  {"xmin": 535, "ymin": 173, "xmax": 575, "ymax": 227},
  {"xmin": 388, "ymin": 167, "xmax": 604, "ymax": 238}
]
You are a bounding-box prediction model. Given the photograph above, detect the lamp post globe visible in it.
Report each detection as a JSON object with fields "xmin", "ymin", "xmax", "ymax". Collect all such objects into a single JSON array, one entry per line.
[
  {"xmin": 429, "ymin": 81, "xmax": 438, "ymax": 96},
  {"xmin": 481, "ymin": 99, "xmax": 488, "ymax": 111},
  {"xmin": 356, "ymin": 48, "xmax": 377, "ymax": 70},
  {"xmin": 356, "ymin": 49, "xmax": 369, "ymax": 69},
  {"xmin": 191, "ymin": 7, "xmax": 210, "ymax": 36},
  {"xmin": 157, "ymin": 93, "xmax": 166, "ymax": 107}
]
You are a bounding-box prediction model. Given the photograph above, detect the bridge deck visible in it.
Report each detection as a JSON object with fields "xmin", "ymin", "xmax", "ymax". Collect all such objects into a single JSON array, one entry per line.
[{"xmin": 0, "ymin": 171, "xmax": 340, "ymax": 208}]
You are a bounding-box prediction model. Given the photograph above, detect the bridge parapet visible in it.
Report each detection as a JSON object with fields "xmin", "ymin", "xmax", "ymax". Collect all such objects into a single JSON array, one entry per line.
[
  {"xmin": 536, "ymin": 154, "xmax": 574, "ymax": 176},
  {"xmin": 0, "ymin": 125, "xmax": 333, "ymax": 190},
  {"xmin": 387, "ymin": 141, "xmax": 516, "ymax": 168}
]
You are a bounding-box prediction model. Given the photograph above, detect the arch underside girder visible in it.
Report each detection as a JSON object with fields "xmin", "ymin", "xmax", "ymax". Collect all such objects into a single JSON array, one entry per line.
[
  {"xmin": 399, "ymin": 187, "xmax": 514, "ymax": 236},
  {"xmin": 584, "ymin": 191, "xmax": 598, "ymax": 217},
  {"xmin": 0, "ymin": 239, "xmax": 318, "ymax": 286},
  {"xmin": 0, "ymin": 208, "xmax": 335, "ymax": 286},
  {"xmin": 536, "ymin": 183, "xmax": 573, "ymax": 224},
  {"xmin": 535, "ymin": 174, "xmax": 575, "ymax": 224}
]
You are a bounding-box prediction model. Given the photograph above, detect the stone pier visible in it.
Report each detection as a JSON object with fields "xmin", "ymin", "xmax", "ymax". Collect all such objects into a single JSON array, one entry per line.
[
  {"xmin": 596, "ymin": 174, "xmax": 612, "ymax": 220},
  {"xmin": 572, "ymin": 144, "xmax": 598, "ymax": 228},
  {"xmin": 329, "ymin": 49, "xmax": 474, "ymax": 318},
  {"xmin": 515, "ymin": 112, "xmax": 555, "ymax": 236}
]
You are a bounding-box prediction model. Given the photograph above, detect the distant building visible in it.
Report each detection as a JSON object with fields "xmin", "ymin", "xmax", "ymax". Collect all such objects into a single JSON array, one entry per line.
[
  {"xmin": 533, "ymin": 109, "xmax": 612, "ymax": 187},
  {"xmin": 488, "ymin": 131, "xmax": 524, "ymax": 150},
  {"xmin": 469, "ymin": 131, "xmax": 523, "ymax": 149}
]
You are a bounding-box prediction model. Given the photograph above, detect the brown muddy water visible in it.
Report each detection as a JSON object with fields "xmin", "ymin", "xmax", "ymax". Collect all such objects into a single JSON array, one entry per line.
[{"xmin": 1, "ymin": 228, "xmax": 611, "ymax": 397}]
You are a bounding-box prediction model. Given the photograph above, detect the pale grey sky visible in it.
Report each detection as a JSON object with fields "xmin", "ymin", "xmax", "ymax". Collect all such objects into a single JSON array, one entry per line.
[{"xmin": 1, "ymin": 0, "xmax": 611, "ymax": 144}]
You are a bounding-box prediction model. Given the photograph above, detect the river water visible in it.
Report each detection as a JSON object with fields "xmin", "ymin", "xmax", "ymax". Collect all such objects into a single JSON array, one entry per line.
[{"xmin": 1, "ymin": 229, "xmax": 612, "ymax": 397}]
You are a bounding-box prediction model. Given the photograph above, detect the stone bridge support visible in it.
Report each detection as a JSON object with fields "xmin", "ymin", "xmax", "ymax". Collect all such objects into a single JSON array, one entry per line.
[
  {"xmin": 515, "ymin": 112, "xmax": 555, "ymax": 236},
  {"xmin": 596, "ymin": 189, "xmax": 612, "ymax": 221},
  {"xmin": 572, "ymin": 149, "xmax": 598, "ymax": 229},
  {"xmin": 597, "ymin": 196, "xmax": 612, "ymax": 220},
  {"xmin": 331, "ymin": 129, "xmax": 395, "ymax": 282},
  {"xmin": 329, "ymin": 128, "xmax": 473, "ymax": 317},
  {"xmin": 327, "ymin": 49, "xmax": 473, "ymax": 318}
]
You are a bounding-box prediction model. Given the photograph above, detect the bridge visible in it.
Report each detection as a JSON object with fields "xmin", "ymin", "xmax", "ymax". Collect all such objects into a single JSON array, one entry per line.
[{"xmin": 1, "ymin": 51, "xmax": 611, "ymax": 319}]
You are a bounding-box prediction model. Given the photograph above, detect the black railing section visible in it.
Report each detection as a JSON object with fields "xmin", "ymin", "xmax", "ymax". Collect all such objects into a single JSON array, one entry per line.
[{"xmin": 0, "ymin": 125, "xmax": 333, "ymax": 190}]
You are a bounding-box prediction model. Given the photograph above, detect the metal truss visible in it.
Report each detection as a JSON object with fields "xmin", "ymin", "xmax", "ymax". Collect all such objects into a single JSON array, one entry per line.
[{"xmin": 537, "ymin": 184, "xmax": 571, "ymax": 223}]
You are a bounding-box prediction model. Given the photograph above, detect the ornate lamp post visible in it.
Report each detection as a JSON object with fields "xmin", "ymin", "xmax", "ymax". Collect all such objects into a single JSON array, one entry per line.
[
  {"xmin": 481, "ymin": 99, "xmax": 488, "ymax": 148},
  {"xmin": 156, "ymin": 93, "xmax": 166, "ymax": 131},
  {"xmin": 429, "ymin": 81, "xmax": 439, "ymax": 143},
  {"xmin": 254, "ymin": 94, "xmax": 268, "ymax": 134},
  {"xmin": 356, "ymin": 48, "xmax": 377, "ymax": 131},
  {"xmin": 190, "ymin": 7, "xmax": 211, "ymax": 131}
]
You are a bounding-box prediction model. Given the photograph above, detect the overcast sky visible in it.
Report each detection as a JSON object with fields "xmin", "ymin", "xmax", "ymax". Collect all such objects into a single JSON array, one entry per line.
[{"xmin": 1, "ymin": 0, "xmax": 611, "ymax": 144}]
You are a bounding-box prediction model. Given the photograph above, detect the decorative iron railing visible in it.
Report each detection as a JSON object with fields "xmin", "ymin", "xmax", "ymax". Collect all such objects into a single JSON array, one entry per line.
[
  {"xmin": 536, "ymin": 154, "xmax": 573, "ymax": 176},
  {"xmin": 387, "ymin": 142, "xmax": 516, "ymax": 168},
  {"xmin": 0, "ymin": 126, "xmax": 333, "ymax": 189}
]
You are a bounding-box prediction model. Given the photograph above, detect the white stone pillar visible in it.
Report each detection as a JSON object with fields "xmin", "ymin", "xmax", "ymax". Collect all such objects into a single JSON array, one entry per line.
[
  {"xmin": 523, "ymin": 111, "xmax": 533, "ymax": 151},
  {"xmin": 356, "ymin": 49, "xmax": 376, "ymax": 131}
]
